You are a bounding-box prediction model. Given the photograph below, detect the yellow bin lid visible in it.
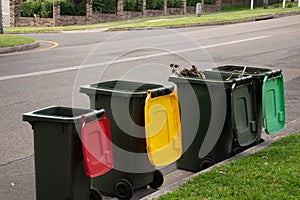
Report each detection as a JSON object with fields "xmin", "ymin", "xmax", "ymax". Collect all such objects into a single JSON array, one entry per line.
[{"xmin": 144, "ymin": 90, "xmax": 182, "ymax": 167}]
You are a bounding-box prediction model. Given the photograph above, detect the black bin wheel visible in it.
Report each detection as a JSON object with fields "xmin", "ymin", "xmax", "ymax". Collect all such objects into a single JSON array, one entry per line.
[
  {"xmin": 199, "ymin": 158, "xmax": 215, "ymax": 170},
  {"xmin": 149, "ymin": 170, "xmax": 164, "ymax": 189},
  {"xmin": 232, "ymin": 147, "xmax": 244, "ymax": 156},
  {"xmin": 89, "ymin": 188, "xmax": 102, "ymax": 200},
  {"xmin": 114, "ymin": 179, "xmax": 134, "ymax": 200}
]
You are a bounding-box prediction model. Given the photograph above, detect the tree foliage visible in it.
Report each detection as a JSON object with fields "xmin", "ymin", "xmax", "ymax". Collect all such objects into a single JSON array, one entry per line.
[
  {"xmin": 20, "ymin": 0, "xmax": 53, "ymax": 18},
  {"xmin": 187, "ymin": 0, "xmax": 215, "ymax": 6},
  {"xmin": 93, "ymin": 0, "xmax": 117, "ymax": 14},
  {"xmin": 168, "ymin": 0, "xmax": 182, "ymax": 8},
  {"xmin": 60, "ymin": 0, "xmax": 86, "ymax": 16},
  {"xmin": 124, "ymin": 0, "xmax": 143, "ymax": 11},
  {"xmin": 146, "ymin": 0, "xmax": 164, "ymax": 10}
]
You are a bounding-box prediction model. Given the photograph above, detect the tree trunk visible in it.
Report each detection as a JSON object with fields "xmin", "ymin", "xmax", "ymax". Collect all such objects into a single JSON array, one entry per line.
[{"xmin": 0, "ymin": 0, "xmax": 4, "ymax": 34}]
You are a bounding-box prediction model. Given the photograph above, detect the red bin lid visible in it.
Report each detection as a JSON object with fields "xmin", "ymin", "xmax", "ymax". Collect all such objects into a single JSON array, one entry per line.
[{"xmin": 81, "ymin": 113, "xmax": 113, "ymax": 178}]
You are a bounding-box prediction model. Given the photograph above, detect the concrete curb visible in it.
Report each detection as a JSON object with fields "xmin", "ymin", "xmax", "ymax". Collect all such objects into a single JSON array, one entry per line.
[
  {"xmin": 107, "ymin": 11, "xmax": 300, "ymax": 32},
  {"xmin": 141, "ymin": 118, "xmax": 300, "ymax": 200},
  {"xmin": 0, "ymin": 42, "xmax": 40, "ymax": 54}
]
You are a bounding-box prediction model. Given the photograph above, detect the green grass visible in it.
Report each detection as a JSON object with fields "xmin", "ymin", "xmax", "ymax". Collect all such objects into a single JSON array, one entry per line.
[
  {"xmin": 110, "ymin": 6, "xmax": 300, "ymax": 30},
  {"xmin": 3, "ymin": 21, "xmax": 128, "ymax": 33},
  {"xmin": 3, "ymin": 5, "xmax": 300, "ymax": 33},
  {"xmin": 158, "ymin": 133, "xmax": 300, "ymax": 200},
  {"xmin": 0, "ymin": 34, "xmax": 35, "ymax": 48}
]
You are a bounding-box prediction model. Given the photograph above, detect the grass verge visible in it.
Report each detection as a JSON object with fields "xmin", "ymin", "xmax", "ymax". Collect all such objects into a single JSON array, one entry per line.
[
  {"xmin": 158, "ymin": 133, "xmax": 300, "ymax": 200},
  {"xmin": 3, "ymin": 4, "xmax": 300, "ymax": 33},
  {"xmin": 0, "ymin": 34, "xmax": 35, "ymax": 48},
  {"xmin": 111, "ymin": 6, "xmax": 300, "ymax": 30}
]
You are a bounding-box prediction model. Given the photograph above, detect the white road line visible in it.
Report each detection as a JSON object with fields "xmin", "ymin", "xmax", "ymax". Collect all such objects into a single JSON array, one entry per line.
[{"xmin": 0, "ymin": 36, "xmax": 270, "ymax": 81}]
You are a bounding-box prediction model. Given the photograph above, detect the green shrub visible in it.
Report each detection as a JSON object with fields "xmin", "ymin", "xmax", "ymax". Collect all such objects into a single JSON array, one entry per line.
[
  {"xmin": 20, "ymin": 0, "xmax": 53, "ymax": 18},
  {"xmin": 93, "ymin": 0, "xmax": 117, "ymax": 14},
  {"xmin": 40, "ymin": 1, "xmax": 53, "ymax": 18},
  {"xmin": 168, "ymin": 0, "xmax": 182, "ymax": 8},
  {"xmin": 286, "ymin": 2, "xmax": 294, "ymax": 8},
  {"xmin": 146, "ymin": 0, "xmax": 164, "ymax": 10},
  {"xmin": 186, "ymin": 0, "xmax": 215, "ymax": 6},
  {"xmin": 124, "ymin": 0, "xmax": 143, "ymax": 11},
  {"xmin": 20, "ymin": 0, "xmax": 89, "ymax": 17},
  {"xmin": 60, "ymin": 0, "xmax": 86, "ymax": 16},
  {"xmin": 205, "ymin": 0, "xmax": 215, "ymax": 4},
  {"xmin": 187, "ymin": 0, "xmax": 200, "ymax": 6}
]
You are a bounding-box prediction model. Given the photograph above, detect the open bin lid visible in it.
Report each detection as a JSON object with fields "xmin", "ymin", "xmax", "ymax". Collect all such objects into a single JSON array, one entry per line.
[
  {"xmin": 231, "ymin": 76, "xmax": 257, "ymax": 146},
  {"xmin": 144, "ymin": 90, "xmax": 182, "ymax": 167},
  {"xmin": 81, "ymin": 111, "xmax": 113, "ymax": 178},
  {"xmin": 262, "ymin": 71, "xmax": 285, "ymax": 134}
]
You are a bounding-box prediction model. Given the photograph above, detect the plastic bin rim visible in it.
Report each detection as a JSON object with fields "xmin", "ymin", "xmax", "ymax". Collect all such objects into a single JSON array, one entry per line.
[
  {"xmin": 168, "ymin": 75, "xmax": 241, "ymax": 85},
  {"xmin": 80, "ymin": 82, "xmax": 174, "ymax": 97},
  {"xmin": 22, "ymin": 106, "xmax": 101, "ymax": 124},
  {"xmin": 208, "ymin": 65, "xmax": 273, "ymax": 78}
]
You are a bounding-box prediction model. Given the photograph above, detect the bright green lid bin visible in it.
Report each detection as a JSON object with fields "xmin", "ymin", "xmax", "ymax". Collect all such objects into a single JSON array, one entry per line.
[{"xmin": 262, "ymin": 71, "xmax": 285, "ymax": 134}]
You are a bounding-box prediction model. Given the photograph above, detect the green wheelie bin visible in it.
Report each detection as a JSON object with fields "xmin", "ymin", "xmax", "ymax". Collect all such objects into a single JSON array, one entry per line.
[
  {"xmin": 23, "ymin": 106, "xmax": 111, "ymax": 200},
  {"xmin": 169, "ymin": 71, "xmax": 256, "ymax": 172},
  {"xmin": 80, "ymin": 80, "xmax": 178, "ymax": 200},
  {"xmin": 205, "ymin": 65, "xmax": 285, "ymax": 144}
]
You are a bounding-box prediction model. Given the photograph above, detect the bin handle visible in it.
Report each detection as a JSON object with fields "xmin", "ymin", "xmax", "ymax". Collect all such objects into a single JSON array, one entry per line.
[
  {"xmin": 264, "ymin": 69, "xmax": 282, "ymax": 79},
  {"xmin": 147, "ymin": 86, "xmax": 174, "ymax": 98},
  {"xmin": 233, "ymin": 75, "xmax": 253, "ymax": 87},
  {"xmin": 82, "ymin": 109, "xmax": 106, "ymax": 124}
]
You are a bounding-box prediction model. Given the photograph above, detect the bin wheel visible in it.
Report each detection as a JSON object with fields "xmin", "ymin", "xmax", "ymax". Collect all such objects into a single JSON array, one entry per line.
[
  {"xmin": 200, "ymin": 158, "xmax": 215, "ymax": 170},
  {"xmin": 149, "ymin": 170, "xmax": 164, "ymax": 189},
  {"xmin": 114, "ymin": 179, "xmax": 134, "ymax": 200},
  {"xmin": 232, "ymin": 147, "xmax": 244, "ymax": 155},
  {"xmin": 89, "ymin": 188, "xmax": 102, "ymax": 200}
]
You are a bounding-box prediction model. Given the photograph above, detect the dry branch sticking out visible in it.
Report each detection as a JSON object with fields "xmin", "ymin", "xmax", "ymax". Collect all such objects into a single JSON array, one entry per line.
[{"xmin": 170, "ymin": 64, "xmax": 206, "ymax": 79}]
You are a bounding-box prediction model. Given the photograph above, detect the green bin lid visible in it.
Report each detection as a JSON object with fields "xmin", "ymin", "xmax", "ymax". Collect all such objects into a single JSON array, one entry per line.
[{"xmin": 262, "ymin": 73, "xmax": 285, "ymax": 134}]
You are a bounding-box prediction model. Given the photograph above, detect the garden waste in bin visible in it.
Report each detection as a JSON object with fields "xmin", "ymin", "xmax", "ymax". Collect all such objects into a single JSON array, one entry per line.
[
  {"xmin": 80, "ymin": 80, "xmax": 182, "ymax": 200},
  {"xmin": 169, "ymin": 71, "xmax": 256, "ymax": 172},
  {"xmin": 205, "ymin": 65, "xmax": 285, "ymax": 135},
  {"xmin": 23, "ymin": 106, "xmax": 113, "ymax": 200}
]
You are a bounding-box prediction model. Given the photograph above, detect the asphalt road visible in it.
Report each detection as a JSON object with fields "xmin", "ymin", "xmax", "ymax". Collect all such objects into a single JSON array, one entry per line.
[{"xmin": 0, "ymin": 15, "xmax": 300, "ymax": 200}]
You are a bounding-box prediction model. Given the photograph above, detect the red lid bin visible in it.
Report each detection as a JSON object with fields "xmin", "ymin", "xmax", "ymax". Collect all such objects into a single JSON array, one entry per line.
[{"xmin": 81, "ymin": 111, "xmax": 114, "ymax": 178}]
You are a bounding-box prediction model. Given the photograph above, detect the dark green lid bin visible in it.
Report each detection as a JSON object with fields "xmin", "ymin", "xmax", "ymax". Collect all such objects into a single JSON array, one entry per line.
[
  {"xmin": 80, "ymin": 80, "xmax": 172, "ymax": 200},
  {"xmin": 23, "ymin": 106, "xmax": 103, "ymax": 200},
  {"xmin": 206, "ymin": 65, "xmax": 285, "ymax": 136},
  {"xmin": 169, "ymin": 72, "xmax": 256, "ymax": 172}
]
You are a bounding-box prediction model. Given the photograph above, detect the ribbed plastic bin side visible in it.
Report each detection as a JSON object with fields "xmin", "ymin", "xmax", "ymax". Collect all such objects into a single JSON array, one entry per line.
[
  {"xmin": 80, "ymin": 80, "xmax": 172, "ymax": 199},
  {"xmin": 169, "ymin": 72, "xmax": 256, "ymax": 172},
  {"xmin": 206, "ymin": 65, "xmax": 285, "ymax": 136},
  {"xmin": 23, "ymin": 106, "xmax": 103, "ymax": 200}
]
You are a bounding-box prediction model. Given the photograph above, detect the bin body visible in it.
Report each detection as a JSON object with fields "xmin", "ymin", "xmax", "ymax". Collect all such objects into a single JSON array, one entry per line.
[
  {"xmin": 207, "ymin": 65, "xmax": 285, "ymax": 137},
  {"xmin": 23, "ymin": 106, "xmax": 94, "ymax": 200},
  {"xmin": 169, "ymin": 72, "xmax": 256, "ymax": 172},
  {"xmin": 206, "ymin": 65, "xmax": 270, "ymax": 145},
  {"xmin": 80, "ymin": 80, "xmax": 172, "ymax": 196}
]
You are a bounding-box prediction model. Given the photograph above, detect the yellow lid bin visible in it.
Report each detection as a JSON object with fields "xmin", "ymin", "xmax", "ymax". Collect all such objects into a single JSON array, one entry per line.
[{"xmin": 144, "ymin": 90, "xmax": 182, "ymax": 167}]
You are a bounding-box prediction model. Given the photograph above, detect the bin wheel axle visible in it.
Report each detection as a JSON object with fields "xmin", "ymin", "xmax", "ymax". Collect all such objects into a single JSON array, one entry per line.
[
  {"xmin": 89, "ymin": 188, "xmax": 102, "ymax": 200},
  {"xmin": 114, "ymin": 179, "xmax": 134, "ymax": 200},
  {"xmin": 149, "ymin": 170, "xmax": 164, "ymax": 189}
]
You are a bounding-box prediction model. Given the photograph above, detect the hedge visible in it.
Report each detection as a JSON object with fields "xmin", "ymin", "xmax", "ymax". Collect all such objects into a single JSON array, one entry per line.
[
  {"xmin": 93, "ymin": 0, "xmax": 117, "ymax": 14},
  {"xmin": 20, "ymin": 0, "xmax": 53, "ymax": 18}
]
